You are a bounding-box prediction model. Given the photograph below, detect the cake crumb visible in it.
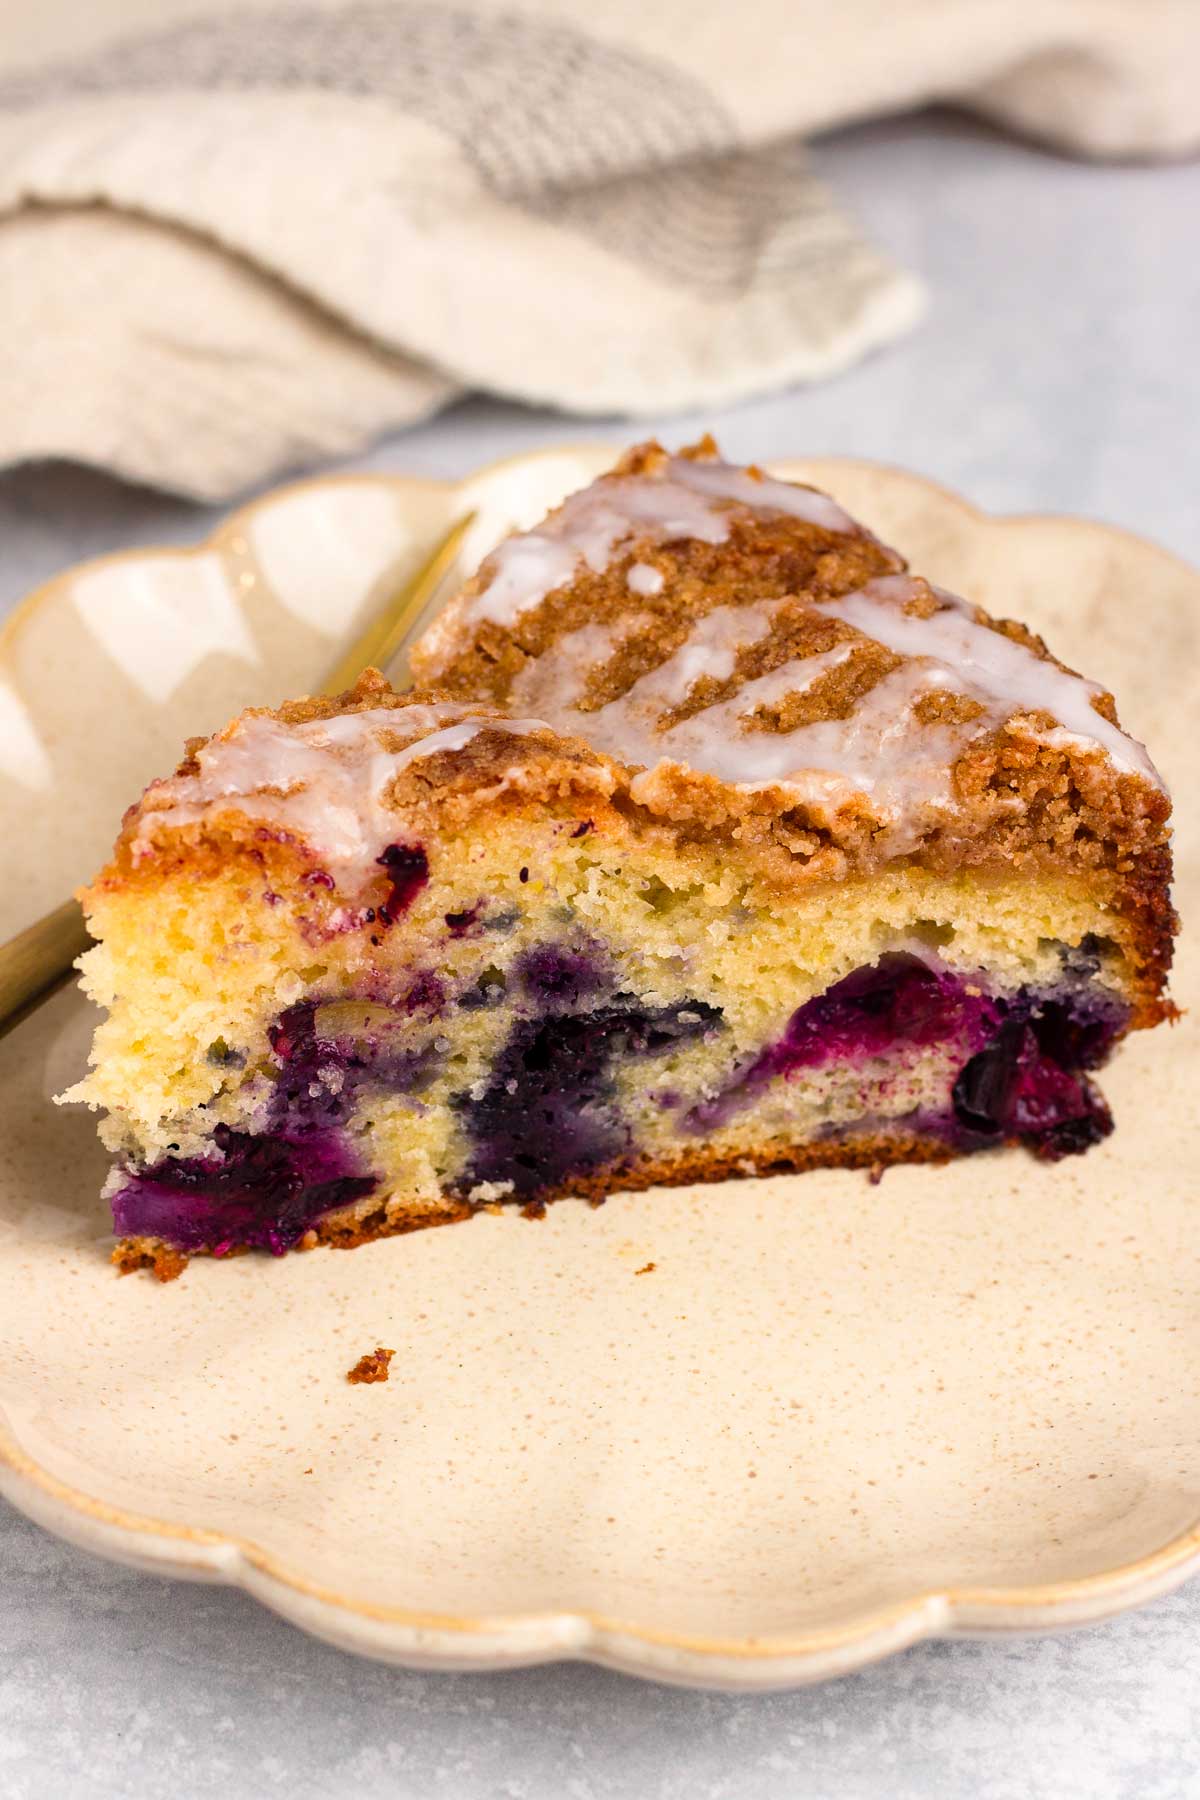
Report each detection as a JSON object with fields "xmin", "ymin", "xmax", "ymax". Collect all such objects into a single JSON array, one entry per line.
[
  {"xmin": 635, "ymin": 1261, "xmax": 657, "ymax": 1275},
  {"xmin": 868, "ymin": 1161, "xmax": 886, "ymax": 1186},
  {"xmin": 112, "ymin": 1240, "xmax": 188, "ymax": 1282},
  {"xmin": 347, "ymin": 1346, "xmax": 395, "ymax": 1384},
  {"xmin": 467, "ymin": 1178, "xmax": 515, "ymax": 1204}
]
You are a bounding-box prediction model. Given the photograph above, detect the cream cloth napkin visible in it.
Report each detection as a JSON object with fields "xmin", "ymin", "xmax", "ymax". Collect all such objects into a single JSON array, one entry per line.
[{"xmin": 1, "ymin": 0, "xmax": 1196, "ymax": 499}]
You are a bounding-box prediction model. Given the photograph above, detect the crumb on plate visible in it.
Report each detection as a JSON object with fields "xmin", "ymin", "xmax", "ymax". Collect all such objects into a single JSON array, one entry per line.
[{"xmin": 347, "ymin": 1346, "xmax": 395, "ymax": 1384}]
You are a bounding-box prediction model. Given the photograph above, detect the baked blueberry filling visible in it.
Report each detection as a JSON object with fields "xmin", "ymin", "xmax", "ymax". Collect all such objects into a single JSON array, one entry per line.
[
  {"xmin": 515, "ymin": 942, "xmax": 611, "ymax": 1008},
  {"xmin": 453, "ymin": 995, "xmax": 724, "ymax": 1199},
  {"xmin": 110, "ymin": 996, "xmax": 437, "ymax": 1254},
  {"xmin": 111, "ymin": 944, "xmax": 1128, "ymax": 1254},
  {"xmin": 109, "ymin": 1123, "xmax": 376, "ymax": 1257},
  {"xmin": 754, "ymin": 954, "xmax": 997, "ymax": 1079},
  {"xmin": 948, "ymin": 1005, "xmax": 1115, "ymax": 1158},
  {"xmin": 376, "ymin": 841, "xmax": 429, "ymax": 922},
  {"xmin": 692, "ymin": 954, "xmax": 1124, "ymax": 1156},
  {"xmin": 268, "ymin": 998, "xmax": 439, "ymax": 1132},
  {"xmin": 686, "ymin": 955, "xmax": 993, "ymax": 1132}
]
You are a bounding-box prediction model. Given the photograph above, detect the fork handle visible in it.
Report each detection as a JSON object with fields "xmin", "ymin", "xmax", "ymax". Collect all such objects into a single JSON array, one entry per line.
[{"xmin": 0, "ymin": 899, "xmax": 93, "ymax": 1040}]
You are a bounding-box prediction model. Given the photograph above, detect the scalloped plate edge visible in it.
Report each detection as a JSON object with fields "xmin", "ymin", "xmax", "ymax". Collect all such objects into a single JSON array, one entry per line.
[{"xmin": 2, "ymin": 444, "xmax": 1198, "ymax": 1688}]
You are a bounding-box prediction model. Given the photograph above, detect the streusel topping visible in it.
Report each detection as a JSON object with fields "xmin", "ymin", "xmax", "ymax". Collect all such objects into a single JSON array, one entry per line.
[
  {"xmin": 131, "ymin": 693, "xmax": 565, "ymax": 878},
  {"xmin": 415, "ymin": 441, "xmax": 1163, "ymax": 863}
]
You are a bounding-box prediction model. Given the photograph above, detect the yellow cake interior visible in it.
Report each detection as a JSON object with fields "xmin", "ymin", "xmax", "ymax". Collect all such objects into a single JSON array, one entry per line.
[{"xmin": 70, "ymin": 802, "xmax": 1140, "ymax": 1242}]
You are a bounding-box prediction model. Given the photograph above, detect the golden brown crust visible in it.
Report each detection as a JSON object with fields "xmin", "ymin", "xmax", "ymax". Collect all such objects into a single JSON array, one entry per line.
[
  {"xmin": 112, "ymin": 1132, "xmax": 962, "ymax": 1278},
  {"xmin": 1107, "ymin": 844, "xmax": 1179, "ymax": 1027},
  {"xmin": 112, "ymin": 1199, "xmax": 478, "ymax": 1281},
  {"xmin": 111, "ymin": 1240, "xmax": 188, "ymax": 1282}
]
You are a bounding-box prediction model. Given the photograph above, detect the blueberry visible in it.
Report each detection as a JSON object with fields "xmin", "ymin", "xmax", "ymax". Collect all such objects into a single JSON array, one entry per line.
[
  {"xmin": 455, "ymin": 996, "xmax": 722, "ymax": 1198},
  {"xmin": 376, "ymin": 842, "xmax": 429, "ymax": 923},
  {"xmin": 110, "ymin": 1125, "xmax": 376, "ymax": 1256},
  {"xmin": 951, "ymin": 1021, "xmax": 1025, "ymax": 1135},
  {"xmin": 514, "ymin": 944, "xmax": 609, "ymax": 1008}
]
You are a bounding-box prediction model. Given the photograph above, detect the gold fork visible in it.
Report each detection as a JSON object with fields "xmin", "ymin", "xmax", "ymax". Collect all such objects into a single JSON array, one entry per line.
[{"xmin": 0, "ymin": 511, "xmax": 476, "ymax": 1040}]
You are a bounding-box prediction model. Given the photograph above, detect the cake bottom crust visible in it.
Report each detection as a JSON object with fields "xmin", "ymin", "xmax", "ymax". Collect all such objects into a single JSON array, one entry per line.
[{"xmin": 112, "ymin": 1128, "xmax": 960, "ymax": 1282}]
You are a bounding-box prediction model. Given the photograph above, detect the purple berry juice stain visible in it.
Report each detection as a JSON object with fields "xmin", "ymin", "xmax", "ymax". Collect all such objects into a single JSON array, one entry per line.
[{"xmin": 376, "ymin": 842, "xmax": 429, "ymax": 923}]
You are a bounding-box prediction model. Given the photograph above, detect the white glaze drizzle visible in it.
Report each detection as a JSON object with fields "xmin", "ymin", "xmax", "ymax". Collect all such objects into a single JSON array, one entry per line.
[
  {"xmin": 627, "ymin": 561, "xmax": 664, "ymax": 596},
  {"xmin": 512, "ymin": 608, "xmax": 872, "ymax": 796},
  {"xmin": 132, "ymin": 559, "xmax": 1159, "ymax": 882},
  {"xmin": 628, "ymin": 657, "xmax": 981, "ymax": 850},
  {"xmin": 817, "ymin": 577, "xmax": 1160, "ymax": 783},
  {"xmin": 132, "ymin": 705, "xmax": 552, "ymax": 876},
  {"xmin": 620, "ymin": 602, "xmax": 782, "ymax": 709},
  {"xmin": 667, "ymin": 455, "xmax": 854, "ymax": 534},
  {"xmin": 509, "ymin": 572, "xmax": 1161, "ymax": 843},
  {"xmin": 512, "ymin": 603, "xmax": 775, "ymax": 762},
  {"xmin": 471, "ymin": 453, "xmax": 855, "ymax": 628}
]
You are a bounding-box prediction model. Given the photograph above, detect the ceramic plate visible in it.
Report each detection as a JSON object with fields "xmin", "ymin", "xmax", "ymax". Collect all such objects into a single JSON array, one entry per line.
[{"xmin": 0, "ymin": 450, "xmax": 1197, "ymax": 1690}]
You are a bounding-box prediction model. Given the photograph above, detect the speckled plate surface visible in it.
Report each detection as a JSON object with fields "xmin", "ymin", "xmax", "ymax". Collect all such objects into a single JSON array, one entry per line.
[{"xmin": 0, "ymin": 450, "xmax": 1197, "ymax": 1689}]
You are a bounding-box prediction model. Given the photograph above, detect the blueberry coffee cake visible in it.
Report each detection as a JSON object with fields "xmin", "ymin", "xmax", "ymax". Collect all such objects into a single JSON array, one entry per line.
[{"xmin": 66, "ymin": 440, "xmax": 1175, "ymax": 1279}]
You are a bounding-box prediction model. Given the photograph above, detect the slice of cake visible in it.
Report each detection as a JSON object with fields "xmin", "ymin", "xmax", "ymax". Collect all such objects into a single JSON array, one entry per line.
[{"xmin": 65, "ymin": 440, "xmax": 1175, "ymax": 1279}]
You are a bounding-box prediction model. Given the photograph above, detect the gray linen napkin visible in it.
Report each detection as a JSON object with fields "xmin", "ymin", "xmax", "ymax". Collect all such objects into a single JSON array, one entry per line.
[{"xmin": 0, "ymin": 0, "xmax": 1195, "ymax": 497}]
